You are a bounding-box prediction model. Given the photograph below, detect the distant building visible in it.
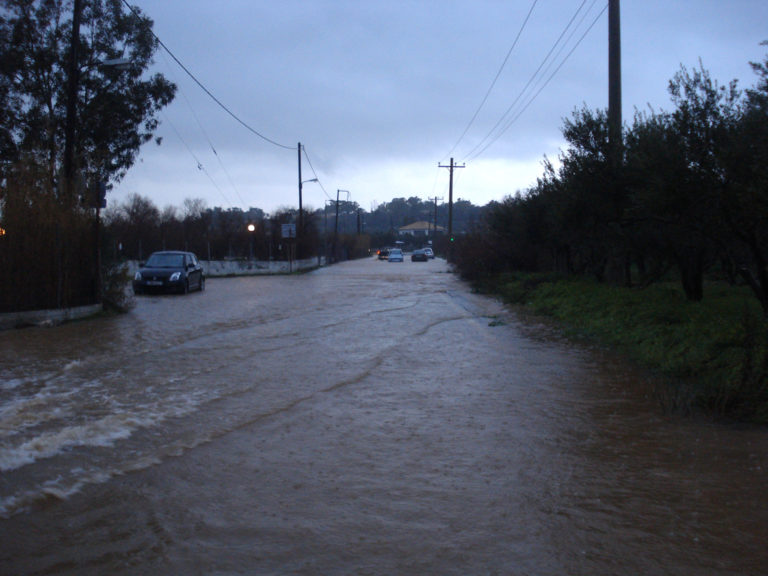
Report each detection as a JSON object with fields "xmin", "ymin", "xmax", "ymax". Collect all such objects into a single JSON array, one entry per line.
[{"xmin": 398, "ymin": 221, "xmax": 446, "ymax": 237}]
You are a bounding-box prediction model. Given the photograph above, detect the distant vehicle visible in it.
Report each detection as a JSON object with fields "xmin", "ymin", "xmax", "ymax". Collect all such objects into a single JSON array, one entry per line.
[
  {"xmin": 411, "ymin": 249, "xmax": 429, "ymax": 262},
  {"xmin": 133, "ymin": 251, "xmax": 205, "ymax": 295},
  {"xmin": 377, "ymin": 248, "xmax": 390, "ymax": 260},
  {"xmin": 388, "ymin": 248, "xmax": 404, "ymax": 262},
  {"xmin": 423, "ymin": 247, "xmax": 435, "ymax": 259}
]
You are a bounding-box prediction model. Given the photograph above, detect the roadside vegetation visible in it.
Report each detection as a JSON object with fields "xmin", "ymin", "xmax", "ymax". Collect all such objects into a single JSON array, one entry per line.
[
  {"xmin": 477, "ymin": 273, "xmax": 768, "ymax": 423},
  {"xmin": 452, "ymin": 47, "xmax": 768, "ymax": 424}
]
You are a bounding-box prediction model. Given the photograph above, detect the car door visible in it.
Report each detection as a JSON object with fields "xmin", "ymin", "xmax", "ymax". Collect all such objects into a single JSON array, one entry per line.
[{"xmin": 187, "ymin": 253, "xmax": 202, "ymax": 289}]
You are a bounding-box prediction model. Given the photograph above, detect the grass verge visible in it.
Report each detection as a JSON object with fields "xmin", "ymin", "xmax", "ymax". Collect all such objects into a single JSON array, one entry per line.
[{"xmin": 477, "ymin": 273, "xmax": 768, "ymax": 424}]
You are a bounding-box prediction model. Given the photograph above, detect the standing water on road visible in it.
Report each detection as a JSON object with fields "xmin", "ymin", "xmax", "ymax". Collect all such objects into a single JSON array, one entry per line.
[{"xmin": 1, "ymin": 257, "xmax": 766, "ymax": 574}]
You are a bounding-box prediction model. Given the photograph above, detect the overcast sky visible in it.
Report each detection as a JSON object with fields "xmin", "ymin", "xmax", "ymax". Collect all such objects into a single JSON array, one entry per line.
[{"xmin": 114, "ymin": 1, "xmax": 768, "ymax": 215}]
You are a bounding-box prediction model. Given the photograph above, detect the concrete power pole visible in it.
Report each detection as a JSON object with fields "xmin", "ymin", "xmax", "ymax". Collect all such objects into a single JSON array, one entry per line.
[{"xmin": 608, "ymin": 0, "xmax": 622, "ymax": 169}]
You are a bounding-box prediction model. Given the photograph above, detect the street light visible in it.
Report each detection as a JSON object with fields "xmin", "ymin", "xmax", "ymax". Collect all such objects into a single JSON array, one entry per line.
[
  {"xmin": 298, "ymin": 179, "xmax": 318, "ymax": 228},
  {"xmin": 299, "ymin": 177, "xmax": 318, "ymax": 230}
]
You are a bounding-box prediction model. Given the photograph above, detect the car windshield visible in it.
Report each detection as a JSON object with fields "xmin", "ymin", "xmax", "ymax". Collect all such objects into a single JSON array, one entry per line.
[
  {"xmin": 146, "ymin": 253, "xmax": 184, "ymax": 268},
  {"xmin": 390, "ymin": 249, "xmax": 402, "ymax": 255}
]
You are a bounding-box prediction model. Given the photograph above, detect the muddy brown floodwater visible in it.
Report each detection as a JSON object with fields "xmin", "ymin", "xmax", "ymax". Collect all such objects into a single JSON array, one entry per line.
[{"xmin": 1, "ymin": 257, "xmax": 767, "ymax": 575}]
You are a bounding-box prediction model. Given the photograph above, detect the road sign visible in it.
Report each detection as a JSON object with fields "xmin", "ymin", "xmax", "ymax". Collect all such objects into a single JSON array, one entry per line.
[{"xmin": 281, "ymin": 223, "xmax": 296, "ymax": 239}]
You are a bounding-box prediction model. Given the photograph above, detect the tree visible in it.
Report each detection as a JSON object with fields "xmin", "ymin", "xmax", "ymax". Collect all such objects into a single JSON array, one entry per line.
[
  {"xmin": 0, "ymin": 0, "xmax": 175, "ymax": 311},
  {"xmin": 0, "ymin": 0, "xmax": 176, "ymax": 196},
  {"xmin": 720, "ymin": 47, "xmax": 768, "ymax": 315},
  {"xmin": 528, "ymin": 106, "xmax": 627, "ymax": 280},
  {"xmin": 108, "ymin": 192, "xmax": 160, "ymax": 259},
  {"xmin": 623, "ymin": 109, "xmax": 680, "ymax": 285},
  {"xmin": 663, "ymin": 62, "xmax": 741, "ymax": 301}
]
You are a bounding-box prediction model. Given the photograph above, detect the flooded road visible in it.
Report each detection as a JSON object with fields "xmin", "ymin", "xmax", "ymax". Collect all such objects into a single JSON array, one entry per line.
[{"xmin": 1, "ymin": 257, "xmax": 767, "ymax": 575}]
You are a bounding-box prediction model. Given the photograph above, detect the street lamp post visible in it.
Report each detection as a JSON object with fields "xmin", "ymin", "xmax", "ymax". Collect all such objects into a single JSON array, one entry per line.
[
  {"xmin": 324, "ymin": 199, "xmax": 335, "ymax": 264},
  {"xmin": 334, "ymin": 190, "xmax": 349, "ymax": 262},
  {"xmin": 247, "ymin": 223, "xmax": 256, "ymax": 260},
  {"xmin": 299, "ymin": 177, "xmax": 318, "ymax": 229},
  {"xmin": 298, "ymin": 174, "xmax": 318, "ymax": 259}
]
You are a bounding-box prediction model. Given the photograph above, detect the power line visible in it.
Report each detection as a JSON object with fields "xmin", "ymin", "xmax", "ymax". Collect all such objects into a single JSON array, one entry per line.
[
  {"xmin": 461, "ymin": 0, "xmax": 590, "ymax": 160},
  {"xmin": 159, "ymin": 109, "xmax": 233, "ymax": 207},
  {"xmin": 157, "ymin": 48, "xmax": 249, "ymax": 207},
  {"xmin": 301, "ymin": 146, "xmax": 332, "ymax": 202},
  {"xmin": 121, "ymin": 0, "xmax": 296, "ymax": 151},
  {"xmin": 468, "ymin": 2, "xmax": 607, "ymax": 161},
  {"xmin": 444, "ymin": 0, "xmax": 539, "ymax": 161},
  {"xmin": 460, "ymin": 0, "xmax": 606, "ymax": 162}
]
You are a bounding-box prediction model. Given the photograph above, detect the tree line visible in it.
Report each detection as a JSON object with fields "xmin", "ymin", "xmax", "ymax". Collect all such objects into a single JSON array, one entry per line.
[
  {"xmin": 453, "ymin": 49, "xmax": 768, "ymax": 316},
  {"xmin": 100, "ymin": 193, "xmax": 487, "ymax": 264}
]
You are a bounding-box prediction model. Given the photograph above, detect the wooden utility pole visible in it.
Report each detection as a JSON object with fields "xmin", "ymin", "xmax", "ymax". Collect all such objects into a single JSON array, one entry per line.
[
  {"xmin": 438, "ymin": 158, "xmax": 464, "ymax": 246},
  {"xmin": 297, "ymin": 142, "xmax": 303, "ymax": 255},
  {"xmin": 428, "ymin": 196, "xmax": 442, "ymax": 243},
  {"xmin": 608, "ymin": 0, "xmax": 622, "ymax": 169}
]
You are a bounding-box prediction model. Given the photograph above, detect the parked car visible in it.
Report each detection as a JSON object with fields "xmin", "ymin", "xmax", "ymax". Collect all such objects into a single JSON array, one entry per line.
[
  {"xmin": 387, "ymin": 248, "xmax": 404, "ymax": 262},
  {"xmin": 377, "ymin": 248, "xmax": 390, "ymax": 260},
  {"xmin": 133, "ymin": 251, "xmax": 205, "ymax": 295},
  {"xmin": 423, "ymin": 247, "xmax": 435, "ymax": 259},
  {"xmin": 411, "ymin": 249, "xmax": 429, "ymax": 262}
]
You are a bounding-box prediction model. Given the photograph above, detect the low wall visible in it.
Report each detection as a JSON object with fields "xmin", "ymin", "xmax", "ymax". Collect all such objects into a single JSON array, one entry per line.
[
  {"xmin": 0, "ymin": 304, "xmax": 102, "ymax": 331},
  {"xmin": 1, "ymin": 258, "xmax": 325, "ymax": 330},
  {"xmin": 124, "ymin": 257, "xmax": 324, "ymax": 278}
]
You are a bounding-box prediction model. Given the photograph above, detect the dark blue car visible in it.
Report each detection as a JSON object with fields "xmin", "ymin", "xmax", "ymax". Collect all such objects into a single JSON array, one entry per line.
[{"xmin": 133, "ymin": 251, "xmax": 205, "ymax": 295}]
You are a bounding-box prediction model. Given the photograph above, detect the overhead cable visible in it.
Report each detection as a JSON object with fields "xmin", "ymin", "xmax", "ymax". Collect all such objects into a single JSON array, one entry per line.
[
  {"xmin": 121, "ymin": 0, "xmax": 296, "ymax": 151},
  {"xmin": 444, "ymin": 0, "xmax": 539, "ymax": 161},
  {"xmin": 461, "ymin": 0, "xmax": 605, "ymax": 162},
  {"xmin": 160, "ymin": 109, "xmax": 233, "ymax": 207},
  {"xmin": 301, "ymin": 146, "xmax": 331, "ymax": 202},
  {"xmin": 461, "ymin": 0, "xmax": 591, "ymax": 160},
  {"xmin": 468, "ymin": 2, "xmax": 607, "ymax": 161},
  {"xmin": 157, "ymin": 48, "xmax": 249, "ymax": 207}
]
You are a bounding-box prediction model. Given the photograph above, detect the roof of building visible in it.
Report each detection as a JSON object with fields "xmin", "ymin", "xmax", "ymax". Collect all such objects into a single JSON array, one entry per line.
[{"xmin": 398, "ymin": 221, "xmax": 446, "ymax": 232}]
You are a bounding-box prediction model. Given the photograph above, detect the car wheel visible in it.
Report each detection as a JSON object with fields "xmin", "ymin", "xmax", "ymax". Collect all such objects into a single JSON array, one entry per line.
[
  {"xmin": 199, "ymin": 277, "xmax": 205, "ymax": 292},
  {"xmin": 182, "ymin": 280, "xmax": 189, "ymax": 294}
]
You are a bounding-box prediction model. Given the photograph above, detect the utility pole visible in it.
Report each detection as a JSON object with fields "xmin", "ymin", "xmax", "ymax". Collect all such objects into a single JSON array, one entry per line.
[
  {"xmin": 297, "ymin": 142, "xmax": 303, "ymax": 256},
  {"xmin": 428, "ymin": 196, "xmax": 442, "ymax": 244},
  {"xmin": 438, "ymin": 158, "xmax": 464, "ymax": 250},
  {"xmin": 334, "ymin": 189, "xmax": 340, "ymax": 256},
  {"xmin": 608, "ymin": 0, "xmax": 622, "ymax": 170},
  {"xmin": 334, "ymin": 190, "xmax": 349, "ymax": 262}
]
